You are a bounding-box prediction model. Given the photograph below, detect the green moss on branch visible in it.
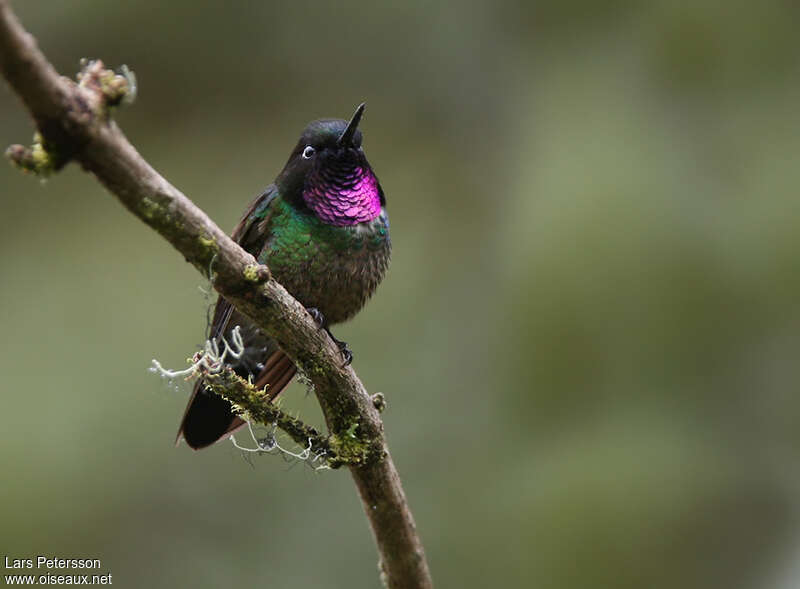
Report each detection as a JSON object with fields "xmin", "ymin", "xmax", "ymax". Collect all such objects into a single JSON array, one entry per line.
[
  {"xmin": 203, "ymin": 368, "xmax": 337, "ymax": 462},
  {"xmin": 5, "ymin": 132, "xmax": 66, "ymax": 175}
]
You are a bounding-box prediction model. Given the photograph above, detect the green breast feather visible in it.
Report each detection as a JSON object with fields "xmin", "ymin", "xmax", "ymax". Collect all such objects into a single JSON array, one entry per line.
[{"xmin": 256, "ymin": 196, "xmax": 390, "ymax": 324}]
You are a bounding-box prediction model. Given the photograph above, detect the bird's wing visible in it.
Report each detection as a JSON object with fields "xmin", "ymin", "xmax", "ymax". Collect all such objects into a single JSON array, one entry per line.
[
  {"xmin": 205, "ymin": 184, "xmax": 280, "ymax": 336},
  {"xmin": 177, "ymin": 186, "xmax": 297, "ymax": 449}
]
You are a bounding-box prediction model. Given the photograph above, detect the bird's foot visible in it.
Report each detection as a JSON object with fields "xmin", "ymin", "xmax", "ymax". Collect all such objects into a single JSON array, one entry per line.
[
  {"xmin": 305, "ymin": 307, "xmax": 352, "ymax": 365},
  {"xmin": 306, "ymin": 306, "xmax": 327, "ymax": 328},
  {"xmin": 332, "ymin": 336, "xmax": 353, "ymax": 366}
]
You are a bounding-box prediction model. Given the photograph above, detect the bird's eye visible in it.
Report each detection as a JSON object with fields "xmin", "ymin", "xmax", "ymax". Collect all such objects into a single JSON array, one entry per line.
[{"xmin": 302, "ymin": 146, "xmax": 315, "ymax": 159}]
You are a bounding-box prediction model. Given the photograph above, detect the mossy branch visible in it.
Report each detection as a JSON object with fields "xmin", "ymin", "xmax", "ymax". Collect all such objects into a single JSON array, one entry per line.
[
  {"xmin": 202, "ymin": 368, "xmax": 382, "ymax": 469},
  {"xmin": 203, "ymin": 368, "xmax": 336, "ymax": 462},
  {"xmin": 0, "ymin": 2, "xmax": 432, "ymax": 588}
]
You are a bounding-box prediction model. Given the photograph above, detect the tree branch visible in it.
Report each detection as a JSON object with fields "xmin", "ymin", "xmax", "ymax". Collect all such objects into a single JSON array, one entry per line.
[
  {"xmin": 0, "ymin": 2, "xmax": 432, "ymax": 587},
  {"xmin": 203, "ymin": 368, "xmax": 336, "ymax": 463}
]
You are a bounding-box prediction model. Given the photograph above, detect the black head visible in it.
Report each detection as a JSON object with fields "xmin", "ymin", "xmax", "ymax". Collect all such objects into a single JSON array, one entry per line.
[{"xmin": 276, "ymin": 104, "xmax": 385, "ymax": 217}]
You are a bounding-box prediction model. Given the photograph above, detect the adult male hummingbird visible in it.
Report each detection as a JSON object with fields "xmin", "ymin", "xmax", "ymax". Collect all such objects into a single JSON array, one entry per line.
[{"xmin": 177, "ymin": 103, "xmax": 390, "ymax": 449}]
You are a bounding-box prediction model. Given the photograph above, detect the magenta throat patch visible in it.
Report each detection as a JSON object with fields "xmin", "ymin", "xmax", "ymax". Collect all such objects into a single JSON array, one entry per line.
[{"xmin": 303, "ymin": 166, "xmax": 382, "ymax": 226}]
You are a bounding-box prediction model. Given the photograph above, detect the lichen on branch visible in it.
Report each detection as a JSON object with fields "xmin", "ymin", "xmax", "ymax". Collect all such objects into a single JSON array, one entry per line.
[
  {"xmin": 203, "ymin": 368, "xmax": 337, "ymax": 462},
  {"xmin": 5, "ymin": 59, "xmax": 134, "ymax": 175}
]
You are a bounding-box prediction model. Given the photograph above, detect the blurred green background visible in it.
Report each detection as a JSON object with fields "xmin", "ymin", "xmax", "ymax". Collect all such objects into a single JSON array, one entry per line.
[{"xmin": 2, "ymin": 1, "xmax": 800, "ymax": 587}]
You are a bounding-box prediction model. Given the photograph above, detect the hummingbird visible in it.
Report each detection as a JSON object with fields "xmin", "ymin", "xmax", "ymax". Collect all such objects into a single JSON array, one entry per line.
[{"xmin": 177, "ymin": 103, "xmax": 390, "ymax": 449}]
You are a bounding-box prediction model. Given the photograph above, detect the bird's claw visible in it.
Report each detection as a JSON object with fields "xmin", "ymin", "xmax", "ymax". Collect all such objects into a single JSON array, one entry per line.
[
  {"xmin": 306, "ymin": 306, "xmax": 326, "ymax": 328},
  {"xmin": 336, "ymin": 340, "xmax": 353, "ymax": 366},
  {"xmin": 327, "ymin": 330, "xmax": 353, "ymax": 366},
  {"xmin": 305, "ymin": 306, "xmax": 352, "ymax": 365}
]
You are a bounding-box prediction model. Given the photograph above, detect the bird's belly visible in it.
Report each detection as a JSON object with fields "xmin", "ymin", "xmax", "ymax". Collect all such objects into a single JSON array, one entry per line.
[{"xmin": 263, "ymin": 217, "xmax": 390, "ymax": 325}]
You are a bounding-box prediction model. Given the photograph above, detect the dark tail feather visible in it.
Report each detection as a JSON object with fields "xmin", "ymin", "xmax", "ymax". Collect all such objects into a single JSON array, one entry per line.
[{"xmin": 178, "ymin": 390, "xmax": 245, "ymax": 450}]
